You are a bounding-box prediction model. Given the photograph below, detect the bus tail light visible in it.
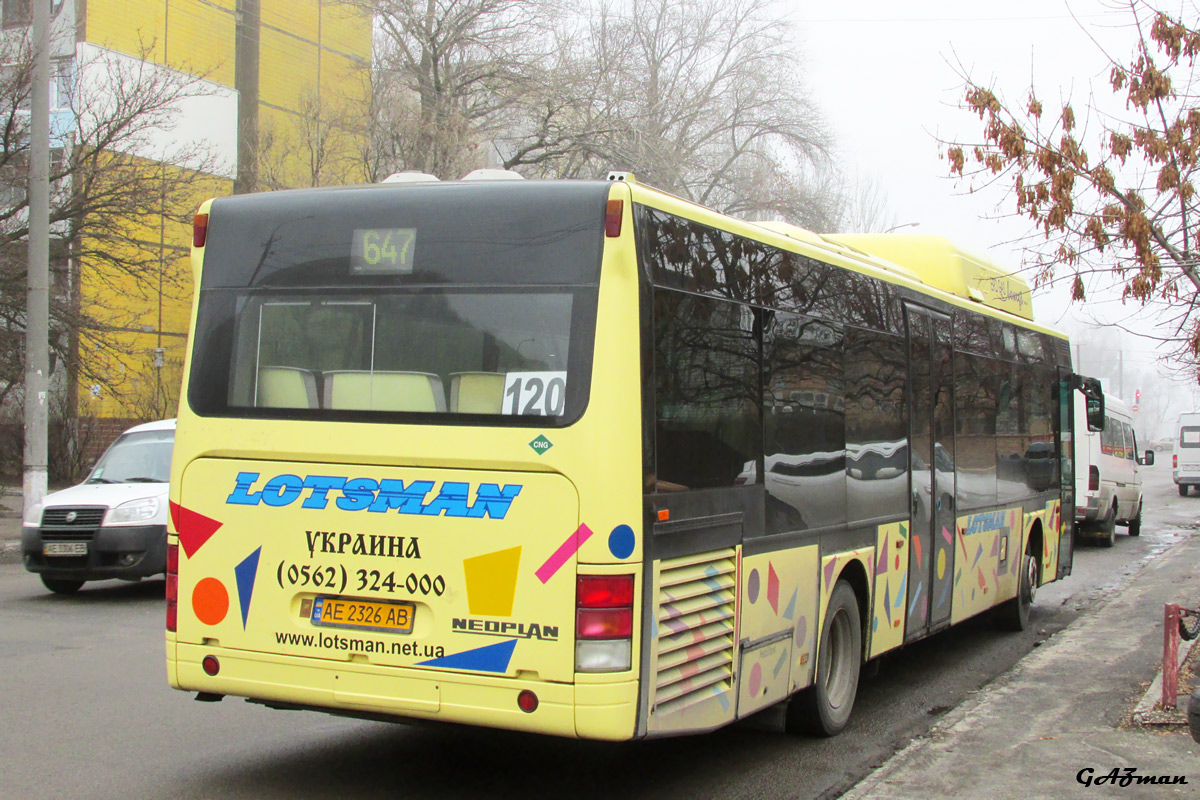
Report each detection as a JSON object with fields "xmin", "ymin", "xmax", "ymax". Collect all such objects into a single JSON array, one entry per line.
[
  {"xmin": 576, "ymin": 574, "xmax": 634, "ymax": 672},
  {"xmin": 166, "ymin": 542, "xmax": 179, "ymax": 632},
  {"xmin": 193, "ymin": 213, "xmax": 208, "ymax": 248},
  {"xmin": 1088, "ymin": 465, "xmax": 1100, "ymax": 492},
  {"xmin": 1174, "ymin": 454, "xmax": 1178, "ymax": 469},
  {"xmin": 605, "ymin": 200, "xmax": 623, "ymax": 237}
]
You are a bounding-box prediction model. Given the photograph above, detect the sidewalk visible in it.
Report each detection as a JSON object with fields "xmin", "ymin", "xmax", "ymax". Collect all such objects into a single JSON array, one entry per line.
[
  {"xmin": 844, "ymin": 530, "xmax": 1200, "ymax": 800},
  {"xmin": 0, "ymin": 485, "xmax": 20, "ymax": 565}
]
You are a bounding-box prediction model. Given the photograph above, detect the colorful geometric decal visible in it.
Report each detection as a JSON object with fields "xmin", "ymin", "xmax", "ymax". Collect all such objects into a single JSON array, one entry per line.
[
  {"xmin": 192, "ymin": 577, "xmax": 229, "ymax": 626},
  {"xmin": 773, "ymin": 647, "xmax": 788, "ymax": 679},
  {"xmin": 169, "ymin": 501, "xmax": 223, "ymax": 558},
  {"xmin": 608, "ymin": 525, "xmax": 635, "ymax": 559},
  {"xmin": 234, "ymin": 547, "xmax": 262, "ymax": 629},
  {"xmin": 783, "ymin": 588, "xmax": 797, "ymax": 621},
  {"xmin": 871, "ymin": 522, "xmax": 912, "ymax": 657},
  {"xmin": 463, "ymin": 546, "xmax": 522, "ymax": 616},
  {"xmin": 418, "ymin": 638, "xmax": 516, "ymax": 673},
  {"xmin": 747, "ymin": 568, "xmax": 760, "ymax": 604},
  {"xmin": 535, "ymin": 524, "xmax": 594, "ymax": 584},
  {"xmin": 767, "ymin": 564, "xmax": 780, "ymax": 615},
  {"xmin": 749, "ymin": 662, "xmax": 763, "ymax": 696}
]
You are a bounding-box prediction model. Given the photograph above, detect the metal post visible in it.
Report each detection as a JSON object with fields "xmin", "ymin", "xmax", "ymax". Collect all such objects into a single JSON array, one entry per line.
[
  {"xmin": 24, "ymin": 0, "xmax": 52, "ymax": 515},
  {"xmin": 1163, "ymin": 603, "xmax": 1182, "ymax": 710}
]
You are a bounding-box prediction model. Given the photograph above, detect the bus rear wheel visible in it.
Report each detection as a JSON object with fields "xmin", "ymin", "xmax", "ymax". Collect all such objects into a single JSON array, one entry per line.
[
  {"xmin": 788, "ymin": 580, "xmax": 861, "ymax": 737},
  {"xmin": 996, "ymin": 542, "xmax": 1038, "ymax": 631}
]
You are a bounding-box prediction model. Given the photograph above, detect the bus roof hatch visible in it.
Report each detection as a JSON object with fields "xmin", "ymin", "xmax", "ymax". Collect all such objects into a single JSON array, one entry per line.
[{"xmin": 823, "ymin": 233, "xmax": 1034, "ymax": 321}]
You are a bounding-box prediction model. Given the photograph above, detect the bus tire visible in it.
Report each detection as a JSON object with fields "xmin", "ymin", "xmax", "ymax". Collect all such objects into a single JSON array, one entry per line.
[
  {"xmin": 1097, "ymin": 505, "xmax": 1116, "ymax": 548},
  {"xmin": 41, "ymin": 576, "xmax": 84, "ymax": 594},
  {"xmin": 1181, "ymin": 484, "xmax": 1189, "ymax": 497},
  {"xmin": 996, "ymin": 542, "xmax": 1038, "ymax": 631},
  {"xmin": 788, "ymin": 580, "xmax": 861, "ymax": 737}
]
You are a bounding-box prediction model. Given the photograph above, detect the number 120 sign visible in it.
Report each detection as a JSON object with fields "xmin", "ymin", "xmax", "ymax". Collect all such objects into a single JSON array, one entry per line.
[{"xmin": 503, "ymin": 372, "xmax": 567, "ymax": 416}]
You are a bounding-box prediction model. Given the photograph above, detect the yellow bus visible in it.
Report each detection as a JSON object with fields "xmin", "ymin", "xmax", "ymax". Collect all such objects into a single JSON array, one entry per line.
[{"xmin": 166, "ymin": 174, "xmax": 1099, "ymax": 739}]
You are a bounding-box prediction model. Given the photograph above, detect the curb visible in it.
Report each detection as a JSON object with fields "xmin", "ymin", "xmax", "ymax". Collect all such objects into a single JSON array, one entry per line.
[
  {"xmin": 1131, "ymin": 631, "xmax": 1198, "ymax": 726},
  {"xmin": 0, "ymin": 538, "xmax": 21, "ymax": 566}
]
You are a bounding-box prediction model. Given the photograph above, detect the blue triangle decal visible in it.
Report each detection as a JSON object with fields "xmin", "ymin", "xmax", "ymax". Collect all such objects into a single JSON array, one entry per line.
[
  {"xmin": 234, "ymin": 546, "xmax": 262, "ymax": 629},
  {"xmin": 418, "ymin": 638, "xmax": 516, "ymax": 673}
]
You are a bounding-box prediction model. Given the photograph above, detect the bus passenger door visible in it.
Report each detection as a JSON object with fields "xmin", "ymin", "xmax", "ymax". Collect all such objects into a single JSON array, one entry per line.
[
  {"xmin": 1057, "ymin": 369, "xmax": 1076, "ymax": 578},
  {"xmin": 905, "ymin": 306, "xmax": 956, "ymax": 640}
]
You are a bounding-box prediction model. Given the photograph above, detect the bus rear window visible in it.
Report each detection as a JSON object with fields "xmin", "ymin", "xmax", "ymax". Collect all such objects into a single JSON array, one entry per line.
[
  {"xmin": 187, "ymin": 182, "xmax": 607, "ymax": 425},
  {"xmin": 225, "ymin": 290, "xmax": 589, "ymax": 420},
  {"xmin": 1181, "ymin": 427, "xmax": 1200, "ymax": 448}
]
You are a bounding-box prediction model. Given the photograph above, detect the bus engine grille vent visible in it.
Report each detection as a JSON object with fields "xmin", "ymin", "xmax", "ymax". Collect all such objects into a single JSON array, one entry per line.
[{"xmin": 653, "ymin": 548, "xmax": 737, "ymax": 716}]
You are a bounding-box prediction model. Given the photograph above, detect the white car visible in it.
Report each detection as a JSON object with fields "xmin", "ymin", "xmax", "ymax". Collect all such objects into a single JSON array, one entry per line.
[{"xmin": 21, "ymin": 419, "xmax": 175, "ymax": 593}]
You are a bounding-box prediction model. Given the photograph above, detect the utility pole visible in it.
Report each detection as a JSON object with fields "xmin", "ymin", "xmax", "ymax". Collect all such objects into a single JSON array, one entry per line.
[
  {"xmin": 1118, "ymin": 349, "xmax": 1124, "ymax": 400},
  {"xmin": 25, "ymin": 0, "xmax": 51, "ymax": 514}
]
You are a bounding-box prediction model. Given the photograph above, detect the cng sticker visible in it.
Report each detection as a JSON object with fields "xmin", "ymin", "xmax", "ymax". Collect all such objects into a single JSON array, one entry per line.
[{"xmin": 529, "ymin": 435, "xmax": 553, "ymax": 455}]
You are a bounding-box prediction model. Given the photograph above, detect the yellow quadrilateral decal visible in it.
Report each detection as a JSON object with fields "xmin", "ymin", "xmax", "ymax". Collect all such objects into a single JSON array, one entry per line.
[{"xmin": 463, "ymin": 546, "xmax": 522, "ymax": 616}]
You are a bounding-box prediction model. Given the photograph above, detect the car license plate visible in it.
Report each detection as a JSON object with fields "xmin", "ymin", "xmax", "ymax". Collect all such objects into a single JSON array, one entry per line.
[
  {"xmin": 311, "ymin": 596, "xmax": 415, "ymax": 635},
  {"xmin": 44, "ymin": 541, "xmax": 87, "ymax": 556}
]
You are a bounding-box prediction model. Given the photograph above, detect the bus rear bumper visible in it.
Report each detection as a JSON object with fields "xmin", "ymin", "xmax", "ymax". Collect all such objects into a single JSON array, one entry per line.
[{"xmin": 171, "ymin": 643, "xmax": 637, "ymax": 740}]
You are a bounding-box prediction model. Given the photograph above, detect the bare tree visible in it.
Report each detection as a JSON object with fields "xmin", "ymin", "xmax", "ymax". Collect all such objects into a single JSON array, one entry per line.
[
  {"xmin": 830, "ymin": 174, "xmax": 902, "ymax": 234},
  {"xmin": 357, "ymin": 0, "xmax": 555, "ymax": 180},
  {"xmin": 497, "ymin": 0, "xmax": 836, "ymax": 228},
  {"xmin": 942, "ymin": 1, "xmax": 1200, "ymax": 374},
  {"xmin": 256, "ymin": 88, "xmax": 367, "ymax": 189},
  {"xmin": 0, "ymin": 38, "xmax": 222, "ymax": 424}
]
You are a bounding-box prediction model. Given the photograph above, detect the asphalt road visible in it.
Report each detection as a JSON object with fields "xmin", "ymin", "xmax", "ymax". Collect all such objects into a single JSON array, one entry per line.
[{"xmin": 0, "ymin": 462, "xmax": 1191, "ymax": 800}]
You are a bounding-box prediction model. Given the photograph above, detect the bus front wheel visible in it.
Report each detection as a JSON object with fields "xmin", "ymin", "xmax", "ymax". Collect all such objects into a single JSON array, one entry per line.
[{"xmin": 788, "ymin": 580, "xmax": 862, "ymax": 737}]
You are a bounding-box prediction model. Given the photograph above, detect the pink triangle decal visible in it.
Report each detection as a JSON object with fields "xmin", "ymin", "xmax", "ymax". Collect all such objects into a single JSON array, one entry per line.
[
  {"xmin": 876, "ymin": 538, "xmax": 889, "ymax": 576},
  {"xmin": 170, "ymin": 501, "xmax": 224, "ymax": 558}
]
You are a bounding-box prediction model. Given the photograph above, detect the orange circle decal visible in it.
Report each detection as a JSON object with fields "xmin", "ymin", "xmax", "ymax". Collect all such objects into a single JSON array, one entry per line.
[{"xmin": 193, "ymin": 577, "xmax": 229, "ymax": 625}]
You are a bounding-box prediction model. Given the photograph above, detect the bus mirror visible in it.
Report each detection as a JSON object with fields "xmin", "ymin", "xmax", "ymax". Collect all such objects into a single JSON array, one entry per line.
[{"xmin": 1079, "ymin": 377, "xmax": 1104, "ymax": 432}]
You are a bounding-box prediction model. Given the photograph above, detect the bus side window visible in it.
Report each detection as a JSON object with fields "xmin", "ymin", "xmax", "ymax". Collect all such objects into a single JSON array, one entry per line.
[{"xmin": 257, "ymin": 366, "xmax": 320, "ymax": 409}]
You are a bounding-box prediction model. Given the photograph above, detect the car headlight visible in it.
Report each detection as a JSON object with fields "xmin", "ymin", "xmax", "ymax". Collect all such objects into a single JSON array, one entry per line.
[
  {"xmin": 108, "ymin": 496, "xmax": 161, "ymax": 524},
  {"xmin": 23, "ymin": 499, "xmax": 43, "ymax": 527}
]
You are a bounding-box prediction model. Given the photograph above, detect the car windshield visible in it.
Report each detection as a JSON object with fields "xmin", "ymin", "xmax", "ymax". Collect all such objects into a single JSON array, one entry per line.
[{"xmin": 87, "ymin": 429, "xmax": 174, "ymax": 484}]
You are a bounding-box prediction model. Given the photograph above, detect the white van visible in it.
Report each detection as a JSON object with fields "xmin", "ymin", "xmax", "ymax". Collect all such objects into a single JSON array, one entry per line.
[
  {"xmin": 1173, "ymin": 412, "xmax": 1200, "ymax": 495},
  {"xmin": 1074, "ymin": 394, "xmax": 1152, "ymax": 546},
  {"xmin": 20, "ymin": 418, "xmax": 175, "ymax": 593}
]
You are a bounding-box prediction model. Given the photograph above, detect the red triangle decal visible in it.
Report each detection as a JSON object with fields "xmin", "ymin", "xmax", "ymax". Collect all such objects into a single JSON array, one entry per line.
[{"xmin": 170, "ymin": 501, "xmax": 224, "ymax": 558}]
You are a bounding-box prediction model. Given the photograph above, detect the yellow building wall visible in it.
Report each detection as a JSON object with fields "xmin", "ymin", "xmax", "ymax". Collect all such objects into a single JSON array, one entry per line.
[
  {"xmin": 78, "ymin": 1, "xmax": 372, "ymax": 419},
  {"xmin": 77, "ymin": 157, "xmax": 231, "ymax": 420},
  {"xmin": 85, "ymin": 0, "xmax": 237, "ymax": 88}
]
